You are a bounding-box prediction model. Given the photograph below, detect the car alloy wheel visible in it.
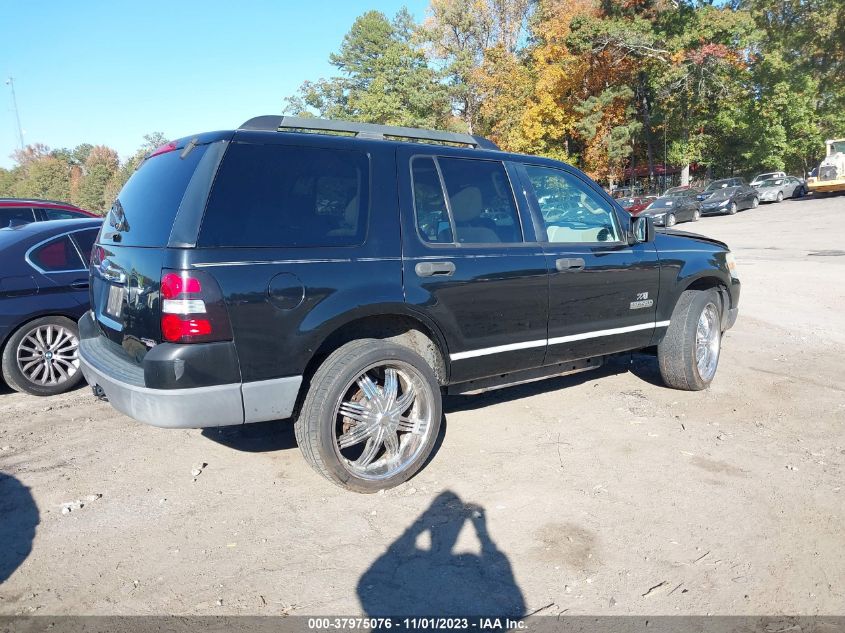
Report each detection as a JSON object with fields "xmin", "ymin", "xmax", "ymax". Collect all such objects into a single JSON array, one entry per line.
[
  {"xmin": 776, "ymin": 192, "xmax": 783, "ymax": 202},
  {"xmin": 695, "ymin": 302, "xmax": 721, "ymax": 382},
  {"xmin": 666, "ymin": 213, "xmax": 677, "ymax": 227},
  {"xmin": 692, "ymin": 209, "xmax": 701, "ymax": 221},
  {"xmin": 332, "ymin": 360, "xmax": 436, "ymax": 481},
  {"xmin": 752, "ymin": 196, "xmax": 759, "ymax": 208},
  {"xmin": 16, "ymin": 323, "xmax": 79, "ymax": 387},
  {"xmin": 728, "ymin": 202, "xmax": 738, "ymax": 215}
]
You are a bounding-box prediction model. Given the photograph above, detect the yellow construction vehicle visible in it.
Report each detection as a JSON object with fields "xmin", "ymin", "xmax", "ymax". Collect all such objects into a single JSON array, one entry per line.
[{"xmin": 807, "ymin": 139, "xmax": 845, "ymax": 194}]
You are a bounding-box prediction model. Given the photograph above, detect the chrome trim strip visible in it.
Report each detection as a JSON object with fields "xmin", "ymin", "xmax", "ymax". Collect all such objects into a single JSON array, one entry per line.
[
  {"xmin": 450, "ymin": 320, "xmax": 671, "ymax": 361},
  {"xmin": 192, "ymin": 257, "xmax": 401, "ymax": 268}
]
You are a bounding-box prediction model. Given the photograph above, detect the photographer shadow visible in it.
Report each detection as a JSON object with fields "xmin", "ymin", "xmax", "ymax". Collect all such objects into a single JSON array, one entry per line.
[{"xmin": 357, "ymin": 491, "xmax": 525, "ymax": 618}]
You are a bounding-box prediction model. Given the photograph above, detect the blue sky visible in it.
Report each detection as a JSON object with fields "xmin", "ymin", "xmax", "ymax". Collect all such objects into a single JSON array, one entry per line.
[{"xmin": 0, "ymin": 0, "xmax": 430, "ymax": 168}]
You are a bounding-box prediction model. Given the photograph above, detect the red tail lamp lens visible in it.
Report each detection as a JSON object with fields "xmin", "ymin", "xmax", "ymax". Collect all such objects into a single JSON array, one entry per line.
[
  {"xmin": 161, "ymin": 273, "xmax": 202, "ymax": 299},
  {"xmin": 161, "ymin": 314, "xmax": 213, "ymax": 342}
]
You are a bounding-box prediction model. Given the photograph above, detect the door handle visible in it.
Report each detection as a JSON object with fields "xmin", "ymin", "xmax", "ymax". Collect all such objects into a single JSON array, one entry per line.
[
  {"xmin": 71, "ymin": 280, "xmax": 90, "ymax": 289},
  {"xmin": 555, "ymin": 257, "xmax": 585, "ymax": 272},
  {"xmin": 415, "ymin": 261, "xmax": 456, "ymax": 277}
]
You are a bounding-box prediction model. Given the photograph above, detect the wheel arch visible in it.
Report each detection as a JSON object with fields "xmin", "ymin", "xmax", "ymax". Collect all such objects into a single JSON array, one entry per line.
[{"xmin": 293, "ymin": 308, "xmax": 451, "ymax": 418}]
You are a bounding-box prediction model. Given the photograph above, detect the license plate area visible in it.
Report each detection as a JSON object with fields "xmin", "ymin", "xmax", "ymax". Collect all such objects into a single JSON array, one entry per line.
[{"xmin": 105, "ymin": 284, "xmax": 126, "ymax": 319}]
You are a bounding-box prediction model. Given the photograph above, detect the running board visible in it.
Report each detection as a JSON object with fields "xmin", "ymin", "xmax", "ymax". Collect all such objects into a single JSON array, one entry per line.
[{"xmin": 447, "ymin": 357, "xmax": 603, "ymax": 395}]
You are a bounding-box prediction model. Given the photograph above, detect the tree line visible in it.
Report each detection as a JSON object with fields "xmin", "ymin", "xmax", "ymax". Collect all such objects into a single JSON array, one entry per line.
[
  {"xmin": 2, "ymin": 0, "xmax": 842, "ymax": 207},
  {"xmin": 286, "ymin": 0, "xmax": 845, "ymax": 188},
  {"xmin": 0, "ymin": 133, "xmax": 166, "ymax": 213}
]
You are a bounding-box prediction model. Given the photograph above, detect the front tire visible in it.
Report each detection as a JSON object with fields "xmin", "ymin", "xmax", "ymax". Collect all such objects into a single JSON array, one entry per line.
[
  {"xmin": 692, "ymin": 208, "xmax": 701, "ymax": 222},
  {"xmin": 776, "ymin": 192, "xmax": 783, "ymax": 203},
  {"xmin": 1, "ymin": 316, "xmax": 83, "ymax": 396},
  {"xmin": 727, "ymin": 202, "xmax": 738, "ymax": 215},
  {"xmin": 657, "ymin": 290, "xmax": 722, "ymax": 391},
  {"xmin": 666, "ymin": 213, "xmax": 677, "ymax": 227},
  {"xmin": 751, "ymin": 196, "xmax": 760, "ymax": 208},
  {"xmin": 295, "ymin": 339, "xmax": 442, "ymax": 493}
]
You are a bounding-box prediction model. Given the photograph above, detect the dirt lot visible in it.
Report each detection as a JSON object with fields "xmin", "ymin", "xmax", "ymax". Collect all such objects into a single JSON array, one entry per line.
[{"xmin": 1, "ymin": 194, "xmax": 844, "ymax": 617}]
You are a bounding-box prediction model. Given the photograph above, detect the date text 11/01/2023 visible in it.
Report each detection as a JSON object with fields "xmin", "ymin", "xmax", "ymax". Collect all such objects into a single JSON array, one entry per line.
[{"xmin": 307, "ymin": 617, "xmax": 527, "ymax": 630}]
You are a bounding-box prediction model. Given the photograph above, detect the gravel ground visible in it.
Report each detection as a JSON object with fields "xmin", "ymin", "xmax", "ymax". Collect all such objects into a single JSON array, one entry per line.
[{"xmin": 1, "ymin": 194, "xmax": 843, "ymax": 617}]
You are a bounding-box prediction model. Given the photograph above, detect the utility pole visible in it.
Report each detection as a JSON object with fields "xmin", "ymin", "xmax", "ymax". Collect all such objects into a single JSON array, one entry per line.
[{"xmin": 5, "ymin": 77, "xmax": 25, "ymax": 150}]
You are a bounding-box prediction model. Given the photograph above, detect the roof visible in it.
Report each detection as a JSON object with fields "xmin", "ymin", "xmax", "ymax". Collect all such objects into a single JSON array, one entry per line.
[{"xmin": 0, "ymin": 198, "xmax": 88, "ymax": 210}]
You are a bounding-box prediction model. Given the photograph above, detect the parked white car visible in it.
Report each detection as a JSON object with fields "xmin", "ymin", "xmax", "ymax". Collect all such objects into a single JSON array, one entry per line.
[{"xmin": 751, "ymin": 171, "xmax": 787, "ymax": 187}]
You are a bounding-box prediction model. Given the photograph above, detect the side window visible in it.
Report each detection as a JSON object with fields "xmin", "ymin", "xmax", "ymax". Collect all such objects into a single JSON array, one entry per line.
[
  {"xmin": 29, "ymin": 235, "xmax": 85, "ymax": 272},
  {"xmin": 43, "ymin": 208, "xmax": 85, "ymax": 220},
  {"xmin": 70, "ymin": 229, "xmax": 99, "ymax": 264},
  {"xmin": 523, "ymin": 165, "xmax": 621, "ymax": 244},
  {"xmin": 437, "ymin": 158, "xmax": 522, "ymax": 244},
  {"xmin": 412, "ymin": 158, "xmax": 453, "ymax": 243},
  {"xmin": 199, "ymin": 143, "xmax": 369, "ymax": 248},
  {"xmin": 0, "ymin": 208, "xmax": 36, "ymax": 227}
]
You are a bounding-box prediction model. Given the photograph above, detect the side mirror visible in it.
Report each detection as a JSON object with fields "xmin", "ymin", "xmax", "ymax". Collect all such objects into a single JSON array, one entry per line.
[{"xmin": 631, "ymin": 215, "xmax": 655, "ymax": 244}]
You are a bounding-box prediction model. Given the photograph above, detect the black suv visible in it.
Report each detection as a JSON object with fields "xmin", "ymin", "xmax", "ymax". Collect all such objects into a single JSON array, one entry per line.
[{"xmin": 79, "ymin": 117, "xmax": 740, "ymax": 492}]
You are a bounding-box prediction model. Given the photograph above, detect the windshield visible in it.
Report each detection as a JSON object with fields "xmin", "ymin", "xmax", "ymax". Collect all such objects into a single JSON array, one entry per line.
[
  {"xmin": 761, "ymin": 179, "xmax": 783, "ymax": 187},
  {"xmin": 665, "ymin": 189, "xmax": 689, "ymax": 197},
  {"xmin": 649, "ymin": 198, "xmax": 674, "ymax": 209},
  {"xmin": 754, "ymin": 173, "xmax": 778, "ymax": 181},
  {"xmin": 618, "ymin": 198, "xmax": 637, "ymax": 208},
  {"xmin": 705, "ymin": 180, "xmax": 732, "ymax": 192},
  {"xmin": 831, "ymin": 141, "xmax": 845, "ymax": 154}
]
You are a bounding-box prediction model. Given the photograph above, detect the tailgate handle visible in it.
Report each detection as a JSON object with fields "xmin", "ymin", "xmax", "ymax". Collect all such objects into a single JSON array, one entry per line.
[
  {"xmin": 415, "ymin": 261, "xmax": 456, "ymax": 277},
  {"xmin": 556, "ymin": 257, "xmax": 585, "ymax": 272}
]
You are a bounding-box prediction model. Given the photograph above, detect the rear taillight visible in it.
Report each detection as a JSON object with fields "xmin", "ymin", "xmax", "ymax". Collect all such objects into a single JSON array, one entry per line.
[{"xmin": 159, "ymin": 269, "xmax": 232, "ymax": 344}]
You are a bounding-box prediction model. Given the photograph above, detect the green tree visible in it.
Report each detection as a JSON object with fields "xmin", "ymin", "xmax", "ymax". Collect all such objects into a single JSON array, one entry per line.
[{"xmin": 286, "ymin": 10, "xmax": 450, "ymax": 129}]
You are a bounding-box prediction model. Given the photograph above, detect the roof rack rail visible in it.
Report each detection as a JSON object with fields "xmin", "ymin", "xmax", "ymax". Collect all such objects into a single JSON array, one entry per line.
[{"xmin": 239, "ymin": 115, "xmax": 500, "ymax": 151}]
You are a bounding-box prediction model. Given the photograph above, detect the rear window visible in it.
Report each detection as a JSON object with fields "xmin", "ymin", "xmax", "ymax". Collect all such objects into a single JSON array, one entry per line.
[
  {"xmin": 44, "ymin": 208, "xmax": 86, "ymax": 220},
  {"xmin": 100, "ymin": 144, "xmax": 209, "ymax": 247},
  {"xmin": 198, "ymin": 143, "xmax": 369, "ymax": 248}
]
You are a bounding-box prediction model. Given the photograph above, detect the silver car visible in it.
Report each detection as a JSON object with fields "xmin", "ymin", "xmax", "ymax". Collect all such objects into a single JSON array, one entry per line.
[{"xmin": 754, "ymin": 176, "xmax": 806, "ymax": 203}]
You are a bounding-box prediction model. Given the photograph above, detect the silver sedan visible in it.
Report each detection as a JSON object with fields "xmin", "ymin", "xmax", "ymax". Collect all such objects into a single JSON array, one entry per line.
[{"xmin": 754, "ymin": 176, "xmax": 806, "ymax": 203}]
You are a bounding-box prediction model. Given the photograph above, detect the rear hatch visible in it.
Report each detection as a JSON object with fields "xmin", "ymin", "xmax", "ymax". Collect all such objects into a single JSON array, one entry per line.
[{"xmin": 91, "ymin": 134, "xmax": 230, "ymax": 362}]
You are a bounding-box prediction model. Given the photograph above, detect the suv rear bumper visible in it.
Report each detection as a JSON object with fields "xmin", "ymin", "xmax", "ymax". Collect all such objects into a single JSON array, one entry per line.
[{"xmin": 77, "ymin": 311, "xmax": 302, "ymax": 429}]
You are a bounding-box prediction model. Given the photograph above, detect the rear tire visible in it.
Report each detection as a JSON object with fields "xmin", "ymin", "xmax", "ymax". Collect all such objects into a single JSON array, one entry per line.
[
  {"xmin": 295, "ymin": 339, "xmax": 442, "ymax": 493},
  {"xmin": 1, "ymin": 316, "xmax": 83, "ymax": 396},
  {"xmin": 751, "ymin": 196, "xmax": 759, "ymax": 208},
  {"xmin": 692, "ymin": 208, "xmax": 701, "ymax": 222},
  {"xmin": 657, "ymin": 290, "xmax": 722, "ymax": 391}
]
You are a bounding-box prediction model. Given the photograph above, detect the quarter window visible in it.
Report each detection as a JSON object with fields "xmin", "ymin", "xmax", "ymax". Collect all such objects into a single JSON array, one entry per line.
[
  {"xmin": 30, "ymin": 236, "xmax": 84, "ymax": 272},
  {"xmin": 523, "ymin": 165, "xmax": 621, "ymax": 244},
  {"xmin": 199, "ymin": 143, "xmax": 369, "ymax": 248}
]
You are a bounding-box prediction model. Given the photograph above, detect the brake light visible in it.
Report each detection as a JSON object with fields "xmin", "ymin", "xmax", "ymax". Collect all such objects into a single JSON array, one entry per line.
[
  {"xmin": 161, "ymin": 314, "xmax": 213, "ymax": 342},
  {"xmin": 148, "ymin": 141, "xmax": 178, "ymax": 158},
  {"xmin": 161, "ymin": 272, "xmax": 202, "ymax": 299},
  {"xmin": 159, "ymin": 270, "xmax": 232, "ymax": 344}
]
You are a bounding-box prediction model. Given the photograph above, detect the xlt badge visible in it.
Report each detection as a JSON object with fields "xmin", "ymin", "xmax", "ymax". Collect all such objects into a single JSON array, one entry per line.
[{"xmin": 630, "ymin": 292, "xmax": 654, "ymax": 310}]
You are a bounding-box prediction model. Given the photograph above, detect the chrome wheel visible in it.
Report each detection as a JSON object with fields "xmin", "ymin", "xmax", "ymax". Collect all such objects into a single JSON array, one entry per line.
[
  {"xmin": 16, "ymin": 324, "xmax": 79, "ymax": 386},
  {"xmin": 776, "ymin": 192, "xmax": 783, "ymax": 202},
  {"xmin": 695, "ymin": 303, "xmax": 720, "ymax": 382},
  {"xmin": 332, "ymin": 361, "xmax": 436, "ymax": 481},
  {"xmin": 666, "ymin": 213, "xmax": 677, "ymax": 227}
]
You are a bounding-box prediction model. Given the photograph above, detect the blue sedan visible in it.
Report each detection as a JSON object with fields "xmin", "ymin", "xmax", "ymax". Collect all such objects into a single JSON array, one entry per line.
[{"xmin": 0, "ymin": 218, "xmax": 101, "ymax": 396}]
